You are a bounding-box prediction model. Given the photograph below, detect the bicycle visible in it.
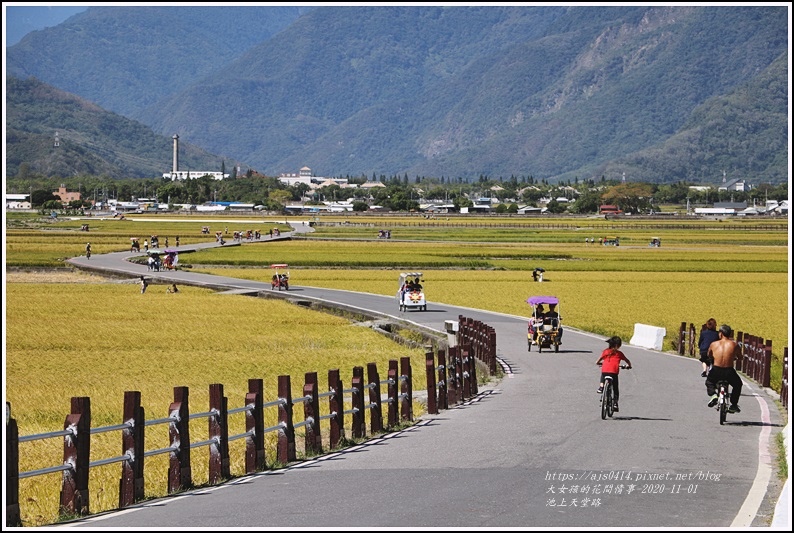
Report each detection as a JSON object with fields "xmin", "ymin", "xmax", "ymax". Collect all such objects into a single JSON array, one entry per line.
[
  {"xmin": 598, "ymin": 363, "xmax": 630, "ymax": 419},
  {"xmin": 715, "ymin": 380, "xmax": 730, "ymax": 425}
]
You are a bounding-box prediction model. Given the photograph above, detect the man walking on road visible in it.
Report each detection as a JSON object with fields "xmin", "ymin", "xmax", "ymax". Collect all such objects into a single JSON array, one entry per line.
[{"xmin": 705, "ymin": 324, "xmax": 743, "ymax": 413}]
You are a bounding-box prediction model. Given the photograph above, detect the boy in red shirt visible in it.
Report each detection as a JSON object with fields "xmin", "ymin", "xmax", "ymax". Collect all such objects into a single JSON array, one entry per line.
[{"xmin": 596, "ymin": 336, "xmax": 633, "ymax": 412}]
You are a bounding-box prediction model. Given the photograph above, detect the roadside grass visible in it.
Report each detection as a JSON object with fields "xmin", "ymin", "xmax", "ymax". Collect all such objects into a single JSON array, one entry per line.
[{"xmin": 776, "ymin": 431, "xmax": 789, "ymax": 481}]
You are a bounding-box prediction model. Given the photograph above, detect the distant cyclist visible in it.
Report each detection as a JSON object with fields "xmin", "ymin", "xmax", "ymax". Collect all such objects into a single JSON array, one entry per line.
[
  {"xmin": 85, "ymin": 242, "xmax": 91, "ymax": 259},
  {"xmin": 596, "ymin": 336, "xmax": 633, "ymax": 412},
  {"xmin": 705, "ymin": 324, "xmax": 743, "ymax": 413}
]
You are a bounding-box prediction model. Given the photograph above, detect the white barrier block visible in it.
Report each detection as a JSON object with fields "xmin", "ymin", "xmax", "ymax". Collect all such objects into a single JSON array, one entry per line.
[{"xmin": 629, "ymin": 323, "xmax": 666, "ymax": 350}]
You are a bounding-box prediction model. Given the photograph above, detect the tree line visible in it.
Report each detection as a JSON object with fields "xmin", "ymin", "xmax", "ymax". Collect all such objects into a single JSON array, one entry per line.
[{"xmin": 7, "ymin": 172, "xmax": 788, "ymax": 215}]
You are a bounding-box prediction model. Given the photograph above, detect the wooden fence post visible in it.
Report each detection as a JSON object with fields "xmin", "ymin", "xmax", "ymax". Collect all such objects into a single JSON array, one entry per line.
[
  {"xmin": 60, "ymin": 397, "xmax": 90, "ymax": 518},
  {"xmin": 168, "ymin": 387, "xmax": 191, "ymax": 493},
  {"xmin": 425, "ymin": 349, "xmax": 438, "ymax": 414},
  {"xmin": 400, "ymin": 357, "xmax": 413, "ymax": 422},
  {"xmin": 455, "ymin": 345, "xmax": 467, "ymax": 400},
  {"xmin": 245, "ymin": 379, "xmax": 265, "ymax": 473},
  {"xmin": 351, "ymin": 367, "xmax": 365, "ymax": 439},
  {"xmin": 447, "ymin": 346, "xmax": 459, "ymax": 405},
  {"xmin": 781, "ymin": 349, "xmax": 789, "ymax": 411},
  {"xmin": 488, "ymin": 328, "xmax": 497, "ymax": 374},
  {"xmin": 119, "ymin": 391, "xmax": 144, "ymax": 508},
  {"xmin": 736, "ymin": 331, "xmax": 746, "ymax": 373},
  {"xmin": 762, "ymin": 340, "xmax": 772, "ymax": 388},
  {"xmin": 436, "ymin": 349, "xmax": 448, "ymax": 411},
  {"xmin": 461, "ymin": 344, "xmax": 471, "ymax": 399},
  {"xmin": 677, "ymin": 322, "xmax": 687, "ymax": 355},
  {"xmin": 387, "ymin": 361, "xmax": 399, "ymax": 428},
  {"xmin": 328, "ymin": 369, "xmax": 344, "ymax": 449},
  {"xmin": 687, "ymin": 323, "xmax": 696, "ymax": 357},
  {"xmin": 304, "ymin": 372, "xmax": 322, "ymax": 455},
  {"xmin": 208, "ymin": 383, "xmax": 230, "ymax": 484},
  {"xmin": 367, "ymin": 363, "xmax": 384, "ymax": 434},
  {"xmin": 277, "ymin": 375, "xmax": 296, "ymax": 464},
  {"xmin": 6, "ymin": 402, "xmax": 21, "ymax": 527},
  {"xmin": 466, "ymin": 344, "xmax": 478, "ymax": 395}
]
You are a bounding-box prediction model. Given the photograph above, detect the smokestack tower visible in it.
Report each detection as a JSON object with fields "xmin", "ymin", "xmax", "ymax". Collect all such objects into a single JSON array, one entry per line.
[{"xmin": 172, "ymin": 134, "xmax": 179, "ymax": 174}]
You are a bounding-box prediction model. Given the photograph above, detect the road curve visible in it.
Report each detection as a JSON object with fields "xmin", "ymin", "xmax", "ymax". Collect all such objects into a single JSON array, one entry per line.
[{"xmin": 60, "ymin": 222, "xmax": 785, "ymax": 528}]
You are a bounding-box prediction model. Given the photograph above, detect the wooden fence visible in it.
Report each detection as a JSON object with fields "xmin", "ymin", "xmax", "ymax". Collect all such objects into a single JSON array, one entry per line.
[
  {"xmin": 676, "ymin": 321, "xmax": 788, "ymax": 410},
  {"xmin": 5, "ymin": 359, "xmax": 416, "ymax": 527},
  {"xmin": 457, "ymin": 315, "xmax": 497, "ymax": 375},
  {"xmin": 7, "ymin": 316, "xmax": 499, "ymax": 527}
]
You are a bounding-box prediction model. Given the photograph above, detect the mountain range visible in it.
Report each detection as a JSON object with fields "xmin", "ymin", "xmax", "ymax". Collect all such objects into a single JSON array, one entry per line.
[{"xmin": 5, "ymin": 5, "xmax": 789, "ymax": 185}]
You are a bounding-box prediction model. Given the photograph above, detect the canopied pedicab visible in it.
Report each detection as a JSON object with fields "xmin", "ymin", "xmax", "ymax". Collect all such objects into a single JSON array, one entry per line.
[
  {"xmin": 270, "ymin": 264, "xmax": 290, "ymax": 290},
  {"xmin": 162, "ymin": 250, "xmax": 179, "ymax": 270},
  {"xmin": 527, "ymin": 295, "xmax": 562, "ymax": 352},
  {"xmin": 397, "ymin": 272, "xmax": 426, "ymax": 311}
]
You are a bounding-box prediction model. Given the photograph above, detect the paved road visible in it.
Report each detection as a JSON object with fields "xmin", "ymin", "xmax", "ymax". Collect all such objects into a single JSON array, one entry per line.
[{"xmin": 62, "ymin": 222, "xmax": 786, "ymax": 528}]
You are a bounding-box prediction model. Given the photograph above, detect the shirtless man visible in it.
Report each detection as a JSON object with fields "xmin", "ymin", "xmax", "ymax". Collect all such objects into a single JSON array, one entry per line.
[{"xmin": 705, "ymin": 324, "xmax": 743, "ymax": 413}]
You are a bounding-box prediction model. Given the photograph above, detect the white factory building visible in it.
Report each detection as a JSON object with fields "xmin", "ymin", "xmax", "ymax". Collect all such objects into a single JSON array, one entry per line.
[{"xmin": 163, "ymin": 134, "xmax": 229, "ymax": 181}]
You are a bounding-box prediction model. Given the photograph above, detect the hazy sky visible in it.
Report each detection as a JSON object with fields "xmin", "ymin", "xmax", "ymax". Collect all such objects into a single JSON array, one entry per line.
[{"xmin": 4, "ymin": 5, "xmax": 89, "ymax": 46}]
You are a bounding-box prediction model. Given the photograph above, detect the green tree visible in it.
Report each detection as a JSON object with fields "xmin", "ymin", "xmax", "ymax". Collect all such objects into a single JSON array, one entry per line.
[
  {"xmin": 521, "ymin": 188, "xmax": 543, "ymax": 203},
  {"xmin": 545, "ymin": 199, "xmax": 567, "ymax": 214},
  {"xmin": 268, "ymin": 189, "xmax": 292, "ymax": 210},
  {"xmin": 31, "ymin": 189, "xmax": 58, "ymax": 207},
  {"xmin": 601, "ymin": 183, "xmax": 655, "ymax": 214},
  {"xmin": 568, "ymin": 189, "xmax": 602, "ymax": 214}
]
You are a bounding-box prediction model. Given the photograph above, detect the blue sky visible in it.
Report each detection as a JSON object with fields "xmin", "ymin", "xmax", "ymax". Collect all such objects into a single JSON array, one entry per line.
[{"xmin": 5, "ymin": 5, "xmax": 89, "ymax": 46}]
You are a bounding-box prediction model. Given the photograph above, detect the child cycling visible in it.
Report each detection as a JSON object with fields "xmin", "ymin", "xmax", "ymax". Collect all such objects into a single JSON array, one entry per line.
[{"xmin": 596, "ymin": 336, "xmax": 632, "ymax": 412}]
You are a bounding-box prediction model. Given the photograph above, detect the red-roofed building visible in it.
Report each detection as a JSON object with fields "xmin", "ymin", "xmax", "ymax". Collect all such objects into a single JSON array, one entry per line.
[{"xmin": 599, "ymin": 204, "xmax": 622, "ymax": 215}]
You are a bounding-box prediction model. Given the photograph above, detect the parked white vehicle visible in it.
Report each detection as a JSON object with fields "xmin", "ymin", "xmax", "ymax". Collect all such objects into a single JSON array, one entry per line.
[{"xmin": 396, "ymin": 272, "xmax": 426, "ymax": 311}]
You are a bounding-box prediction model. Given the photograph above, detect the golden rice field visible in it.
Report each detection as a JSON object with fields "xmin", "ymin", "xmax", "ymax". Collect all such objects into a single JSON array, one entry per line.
[
  {"xmin": 5, "ymin": 274, "xmax": 426, "ymax": 526},
  {"xmin": 3, "ymin": 212, "xmax": 790, "ymax": 526},
  {"xmin": 183, "ymin": 239, "xmax": 788, "ymax": 272},
  {"xmin": 195, "ymin": 267, "xmax": 789, "ymax": 364}
]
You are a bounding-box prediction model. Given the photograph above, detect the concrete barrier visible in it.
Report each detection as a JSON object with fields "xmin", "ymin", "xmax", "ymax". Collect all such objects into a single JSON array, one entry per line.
[
  {"xmin": 445, "ymin": 320, "xmax": 459, "ymax": 347},
  {"xmin": 629, "ymin": 323, "xmax": 666, "ymax": 350}
]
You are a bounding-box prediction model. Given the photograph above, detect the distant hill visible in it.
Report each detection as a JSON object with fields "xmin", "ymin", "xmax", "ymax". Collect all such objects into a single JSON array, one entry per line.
[
  {"xmin": 583, "ymin": 52, "xmax": 788, "ymax": 185},
  {"xmin": 6, "ymin": 5, "xmax": 789, "ymax": 185},
  {"xmin": 6, "ymin": 5, "xmax": 308, "ymax": 117},
  {"xmin": 4, "ymin": 6, "xmax": 87, "ymax": 46},
  {"xmin": 6, "ymin": 77, "xmax": 226, "ymax": 178}
]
